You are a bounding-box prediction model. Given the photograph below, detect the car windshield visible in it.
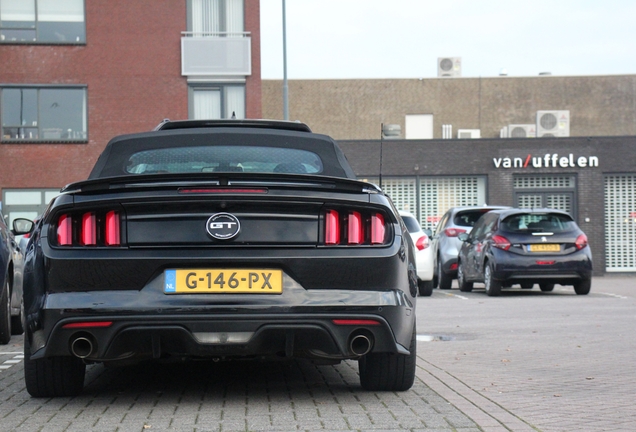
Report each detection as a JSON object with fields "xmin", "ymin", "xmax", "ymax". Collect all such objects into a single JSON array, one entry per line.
[
  {"xmin": 401, "ymin": 215, "xmax": 421, "ymax": 233},
  {"xmin": 500, "ymin": 213, "xmax": 577, "ymax": 233},
  {"xmin": 126, "ymin": 146, "xmax": 324, "ymax": 175},
  {"xmin": 453, "ymin": 210, "xmax": 491, "ymax": 227}
]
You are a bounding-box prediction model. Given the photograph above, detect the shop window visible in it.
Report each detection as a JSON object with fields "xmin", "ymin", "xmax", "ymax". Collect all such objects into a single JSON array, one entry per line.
[
  {"xmin": 189, "ymin": 85, "xmax": 245, "ymax": 119},
  {"xmin": 0, "ymin": 0, "xmax": 85, "ymax": 43},
  {"xmin": 1, "ymin": 86, "xmax": 87, "ymax": 142}
]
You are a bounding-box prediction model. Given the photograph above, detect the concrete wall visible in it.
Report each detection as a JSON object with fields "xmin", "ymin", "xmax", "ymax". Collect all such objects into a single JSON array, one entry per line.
[{"xmin": 262, "ymin": 75, "xmax": 636, "ymax": 140}]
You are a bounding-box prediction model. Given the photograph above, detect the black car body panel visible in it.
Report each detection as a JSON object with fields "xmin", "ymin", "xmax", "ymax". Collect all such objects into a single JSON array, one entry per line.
[
  {"xmin": 22, "ymin": 120, "xmax": 418, "ymax": 396},
  {"xmin": 457, "ymin": 208, "xmax": 592, "ymax": 295}
]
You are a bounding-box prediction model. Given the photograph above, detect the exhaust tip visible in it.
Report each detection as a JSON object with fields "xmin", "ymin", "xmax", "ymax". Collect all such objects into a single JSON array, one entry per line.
[
  {"xmin": 349, "ymin": 334, "xmax": 373, "ymax": 356},
  {"xmin": 70, "ymin": 336, "xmax": 96, "ymax": 359}
]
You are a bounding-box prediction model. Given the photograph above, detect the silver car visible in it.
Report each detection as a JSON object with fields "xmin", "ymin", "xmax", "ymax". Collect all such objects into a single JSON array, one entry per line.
[{"xmin": 432, "ymin": 206, "xmax": 509, "ymax": 289}]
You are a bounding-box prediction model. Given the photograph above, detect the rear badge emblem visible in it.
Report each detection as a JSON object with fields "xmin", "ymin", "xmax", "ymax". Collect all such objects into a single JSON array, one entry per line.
[
  {"xmin": 206, "ymin": 213, "xmax": 241, "ymax": 240},
  {"xmin": 541, "ymin": 236, "xmax": 547, "ymax": 242}
]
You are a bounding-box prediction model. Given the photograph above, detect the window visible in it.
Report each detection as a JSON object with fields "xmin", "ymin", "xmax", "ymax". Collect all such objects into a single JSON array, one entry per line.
[
  {"xmin": 0, "ymin": 0, "xmax": 85, "ymax": 43},
  {"xmin": 190, "ymin": 85, "xmax": 245, "ymax": 120},
  {"xmin": 126, "ymin": 146, "xmax": 323, "ymax": 175},
  {"xmin": 1, "ymin": 86, "xmax": 87, "ymax": 142},
  {"xmin": 189, "ymin": 0, "xmax": 244, "ymax": 35}
]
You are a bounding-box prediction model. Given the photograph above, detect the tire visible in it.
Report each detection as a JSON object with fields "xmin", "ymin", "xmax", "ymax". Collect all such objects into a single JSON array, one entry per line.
[
  {"xmin": 418, "ymin": 279, "xmax": 434, "ymax": 297},
  {"xmin": 0, "ymin": 279, "xmax": 11, "ymax": 345},
  {"xmin": 24, "ymin": 338, "xmax": 86, "ymax": 398},
  {"xmin": 484, "ymin": 262, "xmax": 502, "ymax": 297},
  {"xmin": 437, "ymin": 259, "xmax": 452, "ymax": 290},
  {"xmin": 573, "ymin": 279, "xmax": 591, "ymax": 295},
  {"xmin": 457, "ymin": 263, "xmax": 473, "ymax": 292},
  {"xmin": 539, "ymin": 283, "xmax": 555, "ymax": 292},
  {"xmin": 359, "ymin": 322, "xmax": 416, "ymax": 391},
  {"xmin": 11, "ymin": 297, "xmax": 25, "ymax": 335}
]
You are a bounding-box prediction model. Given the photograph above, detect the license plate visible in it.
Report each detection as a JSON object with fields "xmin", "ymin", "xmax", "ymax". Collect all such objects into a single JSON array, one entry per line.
[
  {"xmin": 528, "ymin": 244, "xmax": 560, "ymax": 252},
  {"xmin": 164, "ymin": 269, "xmax": 283, "ymax": 294}
]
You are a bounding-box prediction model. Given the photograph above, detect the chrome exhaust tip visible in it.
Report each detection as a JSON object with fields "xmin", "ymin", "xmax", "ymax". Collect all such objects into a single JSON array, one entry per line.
[
  {"xmin": 70, "ymin": 336, "xmax": 96, "ymax": 359},
  {"xmin": 349, "ymin": 334, "xmax": 373, "ymax": 356}
]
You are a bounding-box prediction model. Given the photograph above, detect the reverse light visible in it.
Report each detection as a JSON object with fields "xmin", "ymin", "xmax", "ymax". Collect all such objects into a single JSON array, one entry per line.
[
  {"xmin": 575, "ymin": 234, "xmax": 588, "ymax": 250},
  {"xmin": 492, "ymin": 235, "xmax": 511, "ymax": 251},
  {"xmin": 444, "ymin": 227, "xmax": 467, "ymax": 237}
]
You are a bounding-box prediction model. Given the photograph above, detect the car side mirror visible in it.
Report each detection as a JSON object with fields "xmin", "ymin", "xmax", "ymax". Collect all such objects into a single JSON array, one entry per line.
[
  {"xmin": 12, "ymin": 218, "xmax": 34, "ymax": 236},
  {"xmin": 458, "ymin": 232, "xmax": 469, "ymax": 242}
]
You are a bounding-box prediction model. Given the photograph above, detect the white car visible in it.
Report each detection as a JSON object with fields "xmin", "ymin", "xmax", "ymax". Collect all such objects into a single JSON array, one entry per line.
[{"xmin": 399, "ymin": 211, "xmax": 434, "ymax": 296}]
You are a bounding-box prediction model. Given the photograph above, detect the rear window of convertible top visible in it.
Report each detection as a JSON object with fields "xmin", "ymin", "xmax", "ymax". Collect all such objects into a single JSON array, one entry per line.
[{"xmin": 126, "ymin": 146, "xmax": 324, "ymax": 175}]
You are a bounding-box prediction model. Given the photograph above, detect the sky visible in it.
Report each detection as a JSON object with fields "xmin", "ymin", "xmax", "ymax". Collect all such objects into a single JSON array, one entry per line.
[{"xmin": 260, "ymin": 0, "xmax": 636, "ymax": 80}]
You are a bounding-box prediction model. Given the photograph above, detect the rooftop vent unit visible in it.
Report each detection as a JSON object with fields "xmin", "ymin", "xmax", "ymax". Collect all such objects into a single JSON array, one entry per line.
[
  {"xmin": 382, "ymin": 123, "xmax": 402, "ymax": 139},
  {"xmin": 536, "ymin": 110, "xmax": 570, "ymax": 137},
  {"xmin": 508, "ymin": 124, "xmax": 536, "ymax": 138},
  {"xmin": 438, "ymin": 57, "xmax": 461, "ymax": 78},
  {"xmin": 457, "ymin": 129, "xmax": 480, "ymax": 139}
]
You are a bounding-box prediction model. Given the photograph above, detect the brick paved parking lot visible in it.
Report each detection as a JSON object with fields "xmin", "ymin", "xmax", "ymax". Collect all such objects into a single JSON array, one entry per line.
[{"xmin": 1, "ymin": 276, "xmax": 634, "ymax": 431}]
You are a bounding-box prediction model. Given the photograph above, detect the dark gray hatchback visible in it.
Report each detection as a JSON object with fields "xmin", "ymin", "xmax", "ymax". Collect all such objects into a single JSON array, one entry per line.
[{"xmin": 457, "ymin": 208, "xmax": 593, "ymax": 296}]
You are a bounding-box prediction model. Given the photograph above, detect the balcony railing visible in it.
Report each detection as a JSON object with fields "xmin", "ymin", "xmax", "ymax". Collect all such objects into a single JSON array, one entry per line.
[{"xmin": 181, "ymin": 32, "xmax": 251, "ymax": 76}]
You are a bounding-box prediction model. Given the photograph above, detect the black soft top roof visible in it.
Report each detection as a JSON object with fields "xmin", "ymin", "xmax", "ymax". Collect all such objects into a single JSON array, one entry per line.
[{"xmin": 88, "ymin": 125, "xmax": 356, "ymax": 179}]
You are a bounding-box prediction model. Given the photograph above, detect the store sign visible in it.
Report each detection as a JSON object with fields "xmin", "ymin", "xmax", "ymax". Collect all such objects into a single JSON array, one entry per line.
[{"xmin": 493, "ymin": 153, "xmax": 599, "ymax": 169}]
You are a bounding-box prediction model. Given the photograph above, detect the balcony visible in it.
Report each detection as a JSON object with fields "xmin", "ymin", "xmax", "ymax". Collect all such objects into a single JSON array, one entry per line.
[{"xmin": 181, "ymin": 32, "xmax": 251, "ymax": 77}]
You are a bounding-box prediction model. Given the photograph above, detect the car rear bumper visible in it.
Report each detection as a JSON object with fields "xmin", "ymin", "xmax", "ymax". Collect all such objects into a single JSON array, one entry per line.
[
  {"xmin": 491, "ymin": 249, "xmax": 593, "ymax": 284},
  {"xmin": 29, "ymin": 284, "xmax": 415, "ymax": 363}
]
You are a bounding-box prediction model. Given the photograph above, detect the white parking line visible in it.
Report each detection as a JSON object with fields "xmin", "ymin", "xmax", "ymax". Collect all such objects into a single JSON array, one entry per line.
[
  {"xmin": 445, "ymin": 293, "xmax": 469, "ymax": 300},
  {"xmin": 0, "ymin": 354, "xmax": 24, "ymax": 372},
  {"xmin": 597, "ymin": 292, "xmax": 628, "ymax": 299}
]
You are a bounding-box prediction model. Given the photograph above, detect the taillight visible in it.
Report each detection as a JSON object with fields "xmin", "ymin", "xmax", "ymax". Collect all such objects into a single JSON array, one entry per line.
[
  {"xmin": 415, "ymin": 235, "xmax": 429, "ymax": 251},
  {"xmin": 57, "ymin": 214, "xmax": 72, "ymax": 245},
  {"xmin": 56, "ymin": 210, "xmax": 122, "ymax": 247},
  {"xmin": 575, "ymin": 234, "xmax": 588, "ymax": 250},
  {"xmin": 444, "ymin": 227, "xmax": 467, "ymax": 237},
  {"xmin": 492, "ymin": 235, "xmax": 511, "ymax": 251},
  {"xmin": 324, "ymin": 209, "xmax": 388, "ymax": 246},
  {"xmin": 347, "ymin": 211, "xmax": 363, "ymax": 245}
]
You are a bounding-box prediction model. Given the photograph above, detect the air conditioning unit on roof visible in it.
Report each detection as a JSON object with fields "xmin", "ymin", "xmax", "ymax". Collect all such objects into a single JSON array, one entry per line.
[
  {"xmin": 536, "ymin": 110, "xmax": 570, "ymax": 137},
  {"xmin": 438, "ymin": 57, "xmax": 461, "ymax": 77},
  {"xmin": 508, "ymin": 124, "xmax": 536, "ymax": 138},
  {"xmin": 457, "ymin": 129, "xmax": 480, "ymax": 139}
]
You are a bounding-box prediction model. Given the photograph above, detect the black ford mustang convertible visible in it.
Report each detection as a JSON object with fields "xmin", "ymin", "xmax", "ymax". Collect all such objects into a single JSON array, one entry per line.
[{"xmin": 22, "ymin": 119, "xmax": 418, "ymax": 397}]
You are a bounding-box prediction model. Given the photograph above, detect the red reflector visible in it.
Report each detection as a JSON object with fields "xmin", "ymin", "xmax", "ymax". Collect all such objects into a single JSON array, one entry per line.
[
  {"xmin": 415, "ymin": 235, "xmax": 429, "ymax": 251},
  {"xmin": 81, "ymin": 212, "xmax": 96, "ymax": 246},
  {"xmin": 332, "ymin": 319, "xmax": 381, "ymax": 326},
  {"xmin": 348, "ymin": 211, "xmax": 363, "ymax": 244},
  {"xmin": 325, "ymin": 210, "xmax": 340, "ymax": 245},
  {"xmin": 105, "ymin": 211, "xmax": 120, "ymax": 246},
  {"xmin": 178, "ymin": 188, "xmax": 267, "ymax": 194},
  {"xmin": 371, "ymin": 213, "xmax": 385, "ymax": 244},
  {"xmin": 62, "ymin": 321, "xmax": 113, "ymax": 329},
  {"xmin": 449, "ymin": 263, "xmax": 458, "ymax": 271},
  {"xmin": 57, "ymin": 214, "xmax": 72, "ymax": 245},
  {"xmin": 492, "ymin": 235, "xmax": 511, "ymax": 251},
  {"xmin": 536, "ymin": 261, "xmax": 555, "ymax": 265},
  {"xmin": 444, "ymin": 228, "xmax": 466, "ymax": 237},
  {"xmin": 575, "ymin": 234, "xmax": 588, "ymax": 250}
]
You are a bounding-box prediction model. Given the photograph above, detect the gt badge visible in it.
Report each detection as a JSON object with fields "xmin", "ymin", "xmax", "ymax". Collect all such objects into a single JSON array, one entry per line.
[{"xmin": 206, "ymin": 213, "xmax": 241, "ymax": 240}]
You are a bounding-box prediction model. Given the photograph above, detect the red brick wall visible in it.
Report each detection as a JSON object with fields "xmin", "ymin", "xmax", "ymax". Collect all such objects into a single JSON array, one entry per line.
[{"xmin": 1, "ymin": 0, "xmax": 262, "ymax": 192}]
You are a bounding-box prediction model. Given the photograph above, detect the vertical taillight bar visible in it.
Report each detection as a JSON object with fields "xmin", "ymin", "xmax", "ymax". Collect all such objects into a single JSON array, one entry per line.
[
  {"xmin": 371, "ymin": 213, "xmax": 386, "ymax": 244},
  {"xmin": 80, "ymin": 212, "xmax": 96, "ymax": 246},
  {"xmin": 325, "ymin": 210, "xmax": 340, "ymax": 245},
  {"xmin": 105, "ymin": 211, "xmax": 120, "ymax": 246},
  {"xmin": 348, "ymin": 211, "xmax": 363, "ymax": 244},
  {"xmin": 57, "ymin": 215, "xmax": 72, "ymax": 245}
]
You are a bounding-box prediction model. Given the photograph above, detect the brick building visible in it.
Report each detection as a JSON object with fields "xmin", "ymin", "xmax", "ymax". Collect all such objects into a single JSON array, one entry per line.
[{"xmin": 1, "ymin": 0, "xmax": 261, "ymax": 219}]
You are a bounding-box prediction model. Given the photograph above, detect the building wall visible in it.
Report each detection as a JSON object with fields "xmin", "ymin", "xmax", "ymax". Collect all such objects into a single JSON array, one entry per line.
[
  {"xmin": 338, "ymin": 135, "xmax": 636, "ymax": 275},
  {"xmin": 262, "ymin": 75, "xmax": 636, "ymax": 140},
  {"xmin": 1, "ymin": 0, "xmax": 261, "ymax": 194}
]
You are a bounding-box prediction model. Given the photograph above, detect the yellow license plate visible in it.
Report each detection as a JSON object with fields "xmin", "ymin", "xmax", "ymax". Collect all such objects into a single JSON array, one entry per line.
[
  {"xmin": 164, "ymin": 269, "xmax": 283, "ymax": 294},
  {"xmin": 529, "ymin": 244, "xmax": 560, "ymax": 252}
]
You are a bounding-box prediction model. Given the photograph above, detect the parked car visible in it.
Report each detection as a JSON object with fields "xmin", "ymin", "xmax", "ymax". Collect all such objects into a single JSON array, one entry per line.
[
  {"xmin": 0, "ymin": 212, "xmax": 32, "ymax": 344},
  {"xmin": 456, "ymin": 208, "xmax": 592, "ymax": 296},
  {"xmin": 399, "ymin": 211, "xmax": 434, "ymax": 296},
  {"xmin": 432, "ymin": 205, "xmax": 509, "ymax": 289},
  {"xmin": 21, "ymin": 119, "xmax": 419, "ymax": 397}
]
